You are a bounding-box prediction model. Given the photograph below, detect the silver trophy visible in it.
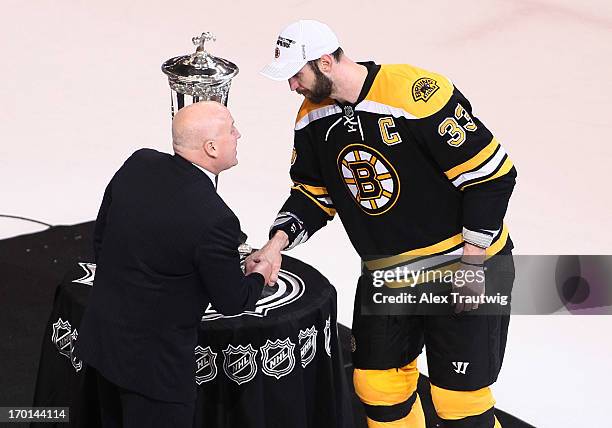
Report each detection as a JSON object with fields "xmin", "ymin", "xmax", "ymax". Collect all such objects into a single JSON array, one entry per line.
[{"xmin": 162, "ymin": 32, "xmax": 238, "ymax": 116}]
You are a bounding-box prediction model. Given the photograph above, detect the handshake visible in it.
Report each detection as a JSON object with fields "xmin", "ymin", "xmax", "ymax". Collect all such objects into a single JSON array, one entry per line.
[{"xmin": 244, "ymin": 230, "xmax": 289, "ymax": 286}]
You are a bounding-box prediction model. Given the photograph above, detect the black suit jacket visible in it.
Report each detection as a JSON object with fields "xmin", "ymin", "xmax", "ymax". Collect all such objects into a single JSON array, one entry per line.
[{"xmin": 74, "ymin": 149, "xmax": 264, "ymax": 402}]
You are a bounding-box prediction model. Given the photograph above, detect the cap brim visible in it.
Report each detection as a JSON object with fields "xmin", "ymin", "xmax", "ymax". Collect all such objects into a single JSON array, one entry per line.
[{"xmin": 260, "ymin": 60, "xmax": 306, "ymax": 81}]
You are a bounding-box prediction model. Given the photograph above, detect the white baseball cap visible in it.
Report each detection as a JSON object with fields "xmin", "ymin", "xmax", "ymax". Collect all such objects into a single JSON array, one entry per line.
[{"xmin": 260, "ymin": 20, "xmax": 340, "ymax": 81}]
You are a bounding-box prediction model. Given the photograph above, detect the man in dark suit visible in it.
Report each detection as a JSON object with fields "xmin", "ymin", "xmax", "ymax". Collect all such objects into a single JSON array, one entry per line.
[{"xmin": 75, "ymin": 101, "xmax": 271, "ymax": 427}]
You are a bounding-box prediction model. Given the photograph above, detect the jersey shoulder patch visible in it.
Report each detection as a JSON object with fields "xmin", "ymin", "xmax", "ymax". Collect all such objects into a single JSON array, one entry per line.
[{"xmin": 364, "ymin": 64, "xmax": 454, "ymax": 119}]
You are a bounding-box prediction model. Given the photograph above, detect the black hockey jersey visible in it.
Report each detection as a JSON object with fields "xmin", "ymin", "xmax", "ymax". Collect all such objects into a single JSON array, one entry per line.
[{"xmin": 270, "ymin": 62, "xmax": 516, "ymax": 274}]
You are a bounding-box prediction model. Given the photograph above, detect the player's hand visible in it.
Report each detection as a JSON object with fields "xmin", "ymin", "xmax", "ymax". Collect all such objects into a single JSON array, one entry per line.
[
  {"xmin": 452, "ymin": 260, "xmax": 485, "ymax": 313},
  {"xmin": 245, "ymin": 257, "xmax": 273, "ymax": 285},
  {"xmin": 246, "ymin": 231, "xmax": 287, "ymax": 286}
]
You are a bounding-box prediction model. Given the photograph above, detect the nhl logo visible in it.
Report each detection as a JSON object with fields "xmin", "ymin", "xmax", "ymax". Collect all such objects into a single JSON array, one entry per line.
[
  {"xmin": 202, "ymin": 269, "xmax": 305, "ymax": 321},
  {"xmin": 52, "ymin": 318, "xmax": 73, "ymax": 359},
  {"xmin": 298, "ymin": 326, "xmax": 318, "ymax": 368},
  {"xmin": 275, "ymin": 46, "xmax": 280, "ymax": 59},
  {"xmin": 260, "ymin": 338, "xmax": 296, "ymax": 379},
  {"xmin": 51, "ymin": 317, "xmax": 82, "ymax": 372},
  {"xmin": 222, "ymin": 344, "xmax": 258, "ymax": 385},
  {"xmin": 73, "ymin": 262, "xmax": 96, "ymax": 287},
  {"xmin": 343, "ymin": 105, "xmax": 354, "ymax": 118},
  {"xmin": 195, "ymin": 346, "xmax": 218, "ymax": 385},
  {"xmin": 324, "ymin": 317, "xmax": 332, "ymax": 357},
  {"xmin": 412, "ymin": 77, "xmax": 440, "ymax": 102}
]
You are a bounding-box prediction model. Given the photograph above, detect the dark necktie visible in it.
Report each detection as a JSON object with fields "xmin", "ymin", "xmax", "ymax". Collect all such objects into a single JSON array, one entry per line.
[{"xmin": 214, "ymin": 175, "xmax": 218, "ymax": 190}]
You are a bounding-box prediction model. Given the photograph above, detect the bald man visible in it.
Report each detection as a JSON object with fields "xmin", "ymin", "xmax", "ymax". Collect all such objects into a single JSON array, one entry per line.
[{"xmin": 75, "ymin": 101, "xmax": 271, "ymax": 428}]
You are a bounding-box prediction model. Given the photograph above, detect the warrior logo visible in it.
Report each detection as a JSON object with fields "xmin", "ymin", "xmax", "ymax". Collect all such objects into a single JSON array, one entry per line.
[
  {"xmin": 51, "ymin": 318, "xmax": 82, "ymax": 372},
  {"xmin": 72, "ymin": 262, "xmax": 96, "ymax": 286},
  {"xmin": 298, "ymin": 326, "xmax": 318, "ymax": 368},
  {"xmin": 195, "ymin": 346, "xmax": 218, "ymax": 385},
  {"xmin": 412, "ymin": 77, "xmax": 440, "ymax": 102},
  {"xmin": 222, "ymin": 344, "xmax": 258, "ymax": 385},
  {"xmin": 324, "ymin": 317, "xmax": 332, "ymax": 357},
  {"xmin": 260, "ymin": 338, "xmax": 296, "ymax": 379},
  {"xmin": 452, "ymin": 361, "xmax": 470, "ymax": 374},
  {"xmin": 337, "ymin": 144, "xmax": 400, "ymax": 216},
  {"xmin": 202, "ymin": 269, "xmax": 305, "ymax": 321}
]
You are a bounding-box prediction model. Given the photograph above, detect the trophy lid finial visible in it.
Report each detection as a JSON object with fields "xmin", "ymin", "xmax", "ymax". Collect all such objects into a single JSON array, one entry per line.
[{"xmin": 192, "ymin": 32, "xmax": 216, "ymax": 52}]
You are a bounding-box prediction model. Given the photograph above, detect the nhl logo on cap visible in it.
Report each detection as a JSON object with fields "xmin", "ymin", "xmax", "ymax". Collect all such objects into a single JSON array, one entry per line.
[{"xmin": 275, "ymin": 46, "xmax": 280, "ymax": 59}]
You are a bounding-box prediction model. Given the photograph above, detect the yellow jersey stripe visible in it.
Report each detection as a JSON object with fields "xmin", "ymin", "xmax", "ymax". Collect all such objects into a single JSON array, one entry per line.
[
  {"xmin": 292, "ymin": 182, "xmax": 329, "ymax": 196},
  {"xmin": 365, "ymin": 224, "xmax": 510, "ymax": 271},
  {"xmin": 364, "ymin": 233, "xmax": 463, "ymax": 271},
  {"xmin": 445, "ymin": 139, "xmax": 500, "ymax": 180},
  {"xmin": 293, "ymin": 186, "xmax": 336, "ymax": 217},
  {"xmin": 485, "ymin": 224, "xmax": 509, "ymax": 258},
  {"xmin": 460, "ymin": 158, "xmax": 514, "ymax": 190}
]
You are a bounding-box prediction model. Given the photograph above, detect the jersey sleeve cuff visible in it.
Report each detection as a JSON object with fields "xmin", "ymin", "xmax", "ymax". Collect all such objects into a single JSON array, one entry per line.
[
  {"xmin": 269, "ymin": 211, "xmax": 310, "ymax": 250},
  {"xmin": 462, "ymin": 226, "xmax": 498, "ymax": 248}
]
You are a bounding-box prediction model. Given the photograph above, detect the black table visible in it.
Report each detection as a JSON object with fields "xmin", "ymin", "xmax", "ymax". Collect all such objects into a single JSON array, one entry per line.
[{"xmin": 33, "ymin": 256, "xmax": 353, "ymax": 428}]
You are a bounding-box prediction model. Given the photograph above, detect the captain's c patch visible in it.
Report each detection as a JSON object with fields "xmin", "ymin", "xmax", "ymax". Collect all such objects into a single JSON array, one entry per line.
[{"xmin": 337, "ymin": 144, "xmax": 400, "ymax": 216}]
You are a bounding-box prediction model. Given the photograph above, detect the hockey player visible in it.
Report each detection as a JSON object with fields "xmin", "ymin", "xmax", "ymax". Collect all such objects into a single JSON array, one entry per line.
[{"xmin": 253, "ymin": 20, "xmax": 516, "ymax": 428}]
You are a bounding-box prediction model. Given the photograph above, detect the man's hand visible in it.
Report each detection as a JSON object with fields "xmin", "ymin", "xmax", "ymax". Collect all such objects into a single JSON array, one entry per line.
[
  {"xmin": 453, "ymin": 243, "xmax": 486, "ymax": 313},
  {"xmin": 246, "ymin": 230, "xmax": 288, "ymax": 286},
  {"xmin": 245, "ymin": 257, "xmax": 273, "ymax": 285}
]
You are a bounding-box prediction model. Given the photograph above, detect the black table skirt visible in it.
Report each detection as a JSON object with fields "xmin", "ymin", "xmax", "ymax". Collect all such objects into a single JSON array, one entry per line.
[{"xmin": 32, "ymin": 255, "xmax": 354, "ymax": 428}]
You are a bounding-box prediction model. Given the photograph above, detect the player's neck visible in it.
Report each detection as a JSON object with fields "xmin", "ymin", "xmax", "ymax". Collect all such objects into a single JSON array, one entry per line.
[{"xmin": 331, "ymin": 62, "xmax": 368, "ymax": 105}]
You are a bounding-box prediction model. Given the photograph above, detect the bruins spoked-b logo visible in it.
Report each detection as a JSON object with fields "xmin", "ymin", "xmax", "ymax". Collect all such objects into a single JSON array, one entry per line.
[
  {"xmin": 412, "ymin": 77, "xmax": 439, "ymax": 102},
  {"xmin": 298, "ymin": 326, "xmax": 318, "ymax": 368},
  {"xmin": 337, "ymin": 144, "xmax": 400, "ymax": 215},
  {"xmin": 222, "ymin": 344, "xmax": 258, "ymax": 385},
  {"xmin": 195, "ymin": 346, "xmax": 218, "ymax": 385},
  {"xmin": 260, "ymin": 338, "xmax": 296, "ymax": 379}
]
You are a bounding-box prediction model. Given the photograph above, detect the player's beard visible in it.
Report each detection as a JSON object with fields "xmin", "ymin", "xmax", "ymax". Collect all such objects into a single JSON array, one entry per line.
[{"xmin": 300, "ymin": 62, "xmax": 333, "ymax": 104}]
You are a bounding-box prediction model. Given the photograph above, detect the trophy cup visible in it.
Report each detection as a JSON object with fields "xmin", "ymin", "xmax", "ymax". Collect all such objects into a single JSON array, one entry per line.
[{"xmin": 162, "ymin": 32, "xmax": 238, "ymax": 116}]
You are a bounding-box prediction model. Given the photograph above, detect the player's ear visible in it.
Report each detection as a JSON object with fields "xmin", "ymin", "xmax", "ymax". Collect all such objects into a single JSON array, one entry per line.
[
  {"xmin": 318, "ymin": 54, "xmax": 334, "ymax": 73},
  {"xmin": 203, "ymin": 140, "xmax": 218, "ymax": 158}
]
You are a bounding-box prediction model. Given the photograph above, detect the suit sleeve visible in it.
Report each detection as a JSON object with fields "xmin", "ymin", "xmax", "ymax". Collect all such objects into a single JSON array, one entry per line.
[
  {"xmin": 269, "ymin": 126, "xmax": 336, "ymax": 250},
  {"xmin": 413, "ymin": 88, "xmax": 517, "ymax": 248},
  {"xmin": 195, "ymin": 214, "xmax": 264, "ymax": 316},
  {"xmin": 93, "ymin": 179, "xmax": 113, "ymax": 262}
]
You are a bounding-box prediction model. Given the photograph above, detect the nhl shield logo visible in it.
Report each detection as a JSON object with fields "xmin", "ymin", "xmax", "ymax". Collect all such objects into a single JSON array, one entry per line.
[
  {"xmin": 412, "ymin": 77, "xmax": 439, "ymax": 102},
  {"xmin": 52, "ymin": 318, "xmax": 73, "ymax": 358},
  {"xmin": 72, "ymin": 262, "xmax": 96, "ymax": 286},
  {"xmin": 324, "ymin": 317, "xmax": 332, "ymax": 357},
  {"xmin": 260, "ymin": 338, "xmax": 296, "ymax": 379},
  {"xmin": 51, "ymin": 317, "xmax": 82, "ymax": 372},
  {"xmin": 222, "ymin": 344, "xmax": 258, "ymax": 385},
  {"xmin": 298, "ymin": 326, "xmax": 318, "ymax": 368},
  {"xmin": 195, "ymin": 346, "xmax": 218, "ymax": 385}
]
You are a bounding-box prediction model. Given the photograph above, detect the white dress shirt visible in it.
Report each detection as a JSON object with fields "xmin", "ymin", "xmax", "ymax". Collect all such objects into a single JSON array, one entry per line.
[{"xmin": 191, "ymin": 163, "xmax": 217, "ymax": 189}]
